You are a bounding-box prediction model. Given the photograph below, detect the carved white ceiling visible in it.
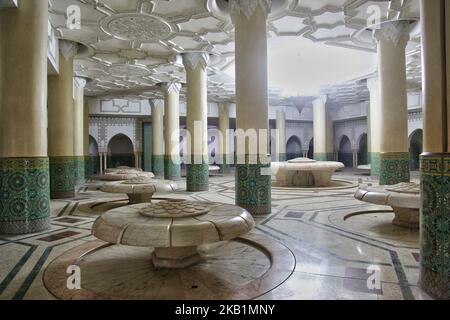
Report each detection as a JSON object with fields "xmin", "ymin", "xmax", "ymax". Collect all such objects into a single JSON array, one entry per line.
[{"xmin": 48, "ymin": 0, "xmax": 421, "ymax": 104}]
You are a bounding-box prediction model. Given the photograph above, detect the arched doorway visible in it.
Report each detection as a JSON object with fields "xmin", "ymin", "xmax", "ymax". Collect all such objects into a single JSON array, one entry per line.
[
  {"xmin": 338, "ymin": 135, "xmax": 353, "ymax": 167},
  {"xmin": 286, "ymin": 136, "xmax": 302, "ymax": 160},
  {"xmin": 357, "ymin": 133, "xmax": 368, "ymax": 165},
  {"xmin": 88, "ymin": 136, "xmax": 99, "ymax": 174},
  {"xmin": 409, "ymin": 129, "xmax": 423, "ymax": 171},
  {"xmin": 307, "ymin": 138, "xmax": 314, "ymax": 159},
  {"xmin": 107, "ymin": 134, "xmax": 135, "ymax": 168}
]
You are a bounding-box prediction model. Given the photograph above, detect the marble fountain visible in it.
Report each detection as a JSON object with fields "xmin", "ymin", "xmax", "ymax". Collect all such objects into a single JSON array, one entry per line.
[
  {"xmin": 100, "ymin": 176, "xmax": 179, "ymax": 204},
  {"xmin": 44, "ymin": 200, "xmax": 295, "ymax": 299},
  {"xmin": 354, "ymin": 182, "xmax": 420, "ymax": 229},
  {"xmin": 100, "ymin": 169, "xmax": 154, "ymax": 181},
  {"xmin": 271, "ymin": 158, "xmax": 345, "ymax": 187}
]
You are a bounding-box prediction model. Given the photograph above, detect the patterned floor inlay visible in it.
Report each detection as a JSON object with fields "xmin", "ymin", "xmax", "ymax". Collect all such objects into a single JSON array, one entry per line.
[{"xmin": 0, "ymin": 171, "xmax": 433, "ymax": 300}]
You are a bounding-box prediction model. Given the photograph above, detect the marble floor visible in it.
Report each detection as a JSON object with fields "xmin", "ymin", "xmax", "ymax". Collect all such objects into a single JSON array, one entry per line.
[{"xmin": 0, "ymin": 170, "xmax": 432, "ymax": 300}]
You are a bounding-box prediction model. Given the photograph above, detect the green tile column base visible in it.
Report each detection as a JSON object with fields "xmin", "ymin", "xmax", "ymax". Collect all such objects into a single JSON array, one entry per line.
[
  {"xmin": 152, "ymin": 155, "xmax": 164, "ymax": 178},
  {"xmin": 0, "ymin": 157, "xmax": 51, "ymax": 234},
  {"xmin": 236, "ymin": 162, "xmax": 271, "ymax": 215},
  {"xmin": 369, "ymin": 152, "xmax": 381, "ymax": 177},
  {"xmin": 164, "ymin": 155, "xmax": 181, "ymax": 180},
  {"xmin": 314, "ymin": 153, "xmax": 335, "ymax": 161},
  {"xmin": 74, "ymin": 156, "xmax": 85, "ymax": 185},
  {"xmin": 379, "ymin": 152, "xmax": 410, "ymax": 185},
  {"xmin": 187, "ymin": 163, "xmax": 209, "ymax": 192},
  {"xmin": 278, "ymin": 153, "xmax": 287, "ymax": 162},
  {"xmin": 49, "ymin": 156, "xmax": 76, "ymax": 199},
  {"xmin": 220, "ymin": 164, "xmax": 231, "ymax": 174},
  {"xmin": 84, "ymin": 156, "xmax": 92, "ymax": 179},
  {"xmin": 419, "ymin": 153, "xmax": 450, "ymax": 300}
]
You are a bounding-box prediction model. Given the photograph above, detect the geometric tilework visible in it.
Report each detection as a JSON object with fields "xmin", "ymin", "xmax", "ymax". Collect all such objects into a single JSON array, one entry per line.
[
  {"xmin": 369, "ymin": 152, "xmax": 381, "ymax": 176},
  {"xmin": 236, "ymin": 161, "xmax": 271, "ymax": 215},
  {"xmin": 186, "ymin": 161, "xmax": 209, "ymax": 192},
  {"xmin": 0, "ymin": 157, "xmax": 51, "ymax": 234},
  {"xmin": 49, "ymin": 156, "xmax": 75, "ymax": 199},
  {"xmin": 419, "ymin": 153, "xmax": 450, "ymax": 299},
  {"xmin": 74, "ymin": 156, "xmax": 85, "ymax": 185},
  {"xmin": 164, "ymin": 155, "xmax": 181, "ymax": 180},
  {"xmin": 379, "ymin": 152, "xmax": 410, "ymax": 185},
  {"xmin": 152, "ymin": 155, "xmax": 164, "ymax": 178}
]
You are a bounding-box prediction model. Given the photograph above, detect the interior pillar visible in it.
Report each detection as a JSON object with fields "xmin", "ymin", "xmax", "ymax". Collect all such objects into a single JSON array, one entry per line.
[
  {"xmin": 183, "ymin": 52, "xmax": 209, "ymax": 192},
  {"xmin": 162, "ymin": 82, "xmax": 181, "ymax": 180},
  {"xmin": 418, "ymin": 0, "xmax": 449, "ymax": 299},
  {"xmin": 367, "ymin": 77, "xmax": 381, "ymax": 176},
  {"xmin": 313, "ymin": 96, "xmax": 333, "ymax": 161},
  {"xmin": 73, "ymin": 77, "xmax": 86, "ymax": 185},
  {"xmin": 276, "ymin": 109, "xmax": 286, "ymax": 161},
  {"xmin": 375, "ymin": 21, "xmax": 410, "ymax": 185},
  {"xmin": 231, "ymin": 0, "xmax": 271, "ymax": 215},
  {"xmin": 219, "ymin": 103, "xmax": 231, "ymax": 173},
  {"xmin": 150, "ymin": 99, "xmax": 165, "ymax": 178},
  {"xmin": 83, "ymin": 99, "xmax": 92, "ymax": 178},
  {"xmin": 0, "ymin": 0, "xmax": 51, "ymax": 234}
]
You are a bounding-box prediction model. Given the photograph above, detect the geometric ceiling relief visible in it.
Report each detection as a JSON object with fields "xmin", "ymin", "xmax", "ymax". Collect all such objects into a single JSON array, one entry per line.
[{"xmin": 48, "ymin": 0, "xmax": 422, "ymax": 104}]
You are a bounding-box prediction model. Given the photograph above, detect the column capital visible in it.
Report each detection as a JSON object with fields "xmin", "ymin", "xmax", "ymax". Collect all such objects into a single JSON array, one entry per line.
[
  {"xmin": 229, "ymin": 0, "xmax": 272, "ymax": 23},
  {"xmin": 161, "ymin": 82, "xmax": 182, "ymax": 95},
  {"xmin": 313, "ymin": 95, "xmax": 327, "ymax": 105},
  {"xmin": 73, "ymin": 77, "xmax": 87, "ymax": 89},
  {"xmin": 182, "ymin": 52, "xmax": 210, "ymax": 71},
  {"xmin": 150, "ymin": 99, "xmax": 165, "ymax": 109},
  {"xmin": 59, "ymin": 39, "xmax": 78, "ymax": 61},
  {"xmin": 373, "ymin": 20, "xmax": 410, "ymax": 47}
]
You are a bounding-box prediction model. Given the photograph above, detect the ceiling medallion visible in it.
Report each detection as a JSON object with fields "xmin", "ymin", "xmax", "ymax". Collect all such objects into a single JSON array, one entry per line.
[{"xmin": 101, "ymin": 13, "xmax": 172, "ymax": 42}]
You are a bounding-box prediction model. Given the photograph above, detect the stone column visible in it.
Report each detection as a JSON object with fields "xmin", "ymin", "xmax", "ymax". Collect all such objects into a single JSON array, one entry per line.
[
  {"xmin": 276, "ymin": 109, "xmax": 286, "ymax": 161},
  {"xmin": 162, "ymin": 82, "xmax": 181, "ymax": 180},
  {"xmin": 0, "ymin": 0, "xmax": 51, "ymax": 234},
  {"xmin": 73, "ymin": 77, "xmax": 86, "ymax": 185},
  {"xmin": 219, "ymin": 103, "xmax": 231, "ymax": 173},
  {"xmin": 99, "ymin": 153, "xmax": 104, "ymax": 176},
  {"xmin": 418, "ymin": 0, "xmax": 449, "ymax": 300},
  {"xmin": 48, "ymin": 41, "xmax": 77, "ymax": 199},
  {"xmin": 313, "ymin": 96, "xmax": 333, "ymax": 161},
  {"xmin": 367, "ymin": 77, "xmax": 381, "ymax": 176},
  {"xmin": 231, "ymin": 0, "xmax": 271, "ymax": 215},
  {"xmin": 375, "ymin": 21, "xmax": 410, "ymax": 185},
  {"xmin": 150, "ymin": 99, "xmax": 165, "ymax": 178},
  {"xmin": 183, "ymin": 52, "xmax": 209, "ymax": 191},
  {"xmin": 83, "ymin": 99, "xmax": 93, "ymax": 178}
]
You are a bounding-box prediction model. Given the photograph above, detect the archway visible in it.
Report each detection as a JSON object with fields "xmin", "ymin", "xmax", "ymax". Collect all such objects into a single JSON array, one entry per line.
[
  {"xmin": 107, "ymin": 134, "xmax": 135, "ymax": 168},
  {"xmin": 307, "ymin": 138, "xmax": 314, "ymax": 159},
  {"xmin": 409, "ymin": 129, "xmax": 423, "ymax": 171},
  {"xmin": 338, "ymin": 135, "xmax": 353, "ymax": 167},
  {"xmin": 357, "ymin": 133, "xmax": 368, "ymax": 165},
  {"xmin": 88, "ymin": 136, "xmax": 99, "ymax": 174},
  {"xmin": 286, "ymin": 136, "xmax": 302, "ymax": 160}
]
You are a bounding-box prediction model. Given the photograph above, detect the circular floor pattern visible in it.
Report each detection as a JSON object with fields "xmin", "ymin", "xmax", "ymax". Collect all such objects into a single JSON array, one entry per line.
[
  {"xmin": 272, "ymin": 179, "xmax": 357, "ymax": 191},
  {"xmin": 43, "ymin": 233, "xmax": 295, "ymax": 300},
  {"xmin": 329, "ymin": 210, "xmax": 419, "ymax": 245}
]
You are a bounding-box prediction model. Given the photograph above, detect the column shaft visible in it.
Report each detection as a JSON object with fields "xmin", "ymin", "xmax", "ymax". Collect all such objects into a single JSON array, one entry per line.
[
  {"xmin": 163, "ymin": 83, "xmax": 181, "ymax": 180},
  {"xmin": 367, "ymin": 77, "xmax": 382, "ymax": 176},
  {"xmin": 48, "ymin": 47, "xmax": 76, "ymax": 199},
  {"xmin": 376, "ymin": 22, "xmax": 410, "ymax": 185},
  {"xmin": 276, "ymin": 110, "xmax": 286, "ymax": 161},
  {"xmin": 313, "ymin": 97, "xmax": 333, "ymax": 161},
  {"xmin": 73, "ymin": 80, "xmax": 85, "ymax": 185},
  {"xmin": 418, "ymin": 0, "xmax": 449, "ymax": 299},
  {"xmin": 183, "ymin": 53, "xmax": 209, "ymax": 192},
  {"xmin": 83, "ymin": 99, "xmax": 92, "ymax": 178},
  {"xmin": 0, "ymin": 0, "xmax": 51, "ymax": 234},
  {"xmin": 232, "ymin": 1, "xmax": 271, "ymax": 214},
  {"xmin": 219, "ymin": 103, "xmax": 231, "ymax": 173},
  {"xmin": 151, "ymin": 100, "xmax": 165, "ymax": 178}
]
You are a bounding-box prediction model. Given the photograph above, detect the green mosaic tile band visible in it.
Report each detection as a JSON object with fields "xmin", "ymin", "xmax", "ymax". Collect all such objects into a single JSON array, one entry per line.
[
  {"xmin": 49, "ymin": 156, "xmax": 75, "ymax": 199},
  {"xmin": 152, "ymin": 155, "xmax": 164, "ymax": 178},
  {"xmin": 379, "ymin": 152, "xmax": 410, "ymax": 185},
  {"xmin": 419, "ymin": 153, "xmax": 449, "ymax": 299},
  {"xmin": 0, "ymin": 157, "xmax": 51, "ymax": 234},
  {"xmin": 369, "ymin": 152, "xmax": 381, "ymax": 176},
  {"xmin": 278, "ymin": 153, "xmax": 287, "ymax": 162},
  {"xmin": 314, "ymin": 153, "xmax": 335, "ymax": 161},
  {"xmin": 186, "ymin": 162, "xmax": 209, "ymax": 192},
  {"xmin": 236, "ymin": 162, "xmax": 271, "ymax": 215},
  {"xmin": 164, "ymin": 155, "xmax": 181, "ymax": 180},
  {"xmin": 74, "ymin": 156, "xmax": 85, "ymax": 185}
]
